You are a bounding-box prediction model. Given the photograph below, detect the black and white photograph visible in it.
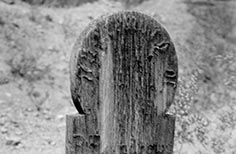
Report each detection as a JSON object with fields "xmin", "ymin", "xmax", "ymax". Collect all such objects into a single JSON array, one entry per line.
[{"xmin": 0, "ymin": 0, "xmax": 235, "ymax": 154}]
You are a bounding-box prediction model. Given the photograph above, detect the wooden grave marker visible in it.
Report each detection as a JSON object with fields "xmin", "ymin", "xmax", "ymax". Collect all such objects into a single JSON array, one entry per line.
[{"xmin": 67, "ymin": 11, "xmax": 178, "ymax": 154}]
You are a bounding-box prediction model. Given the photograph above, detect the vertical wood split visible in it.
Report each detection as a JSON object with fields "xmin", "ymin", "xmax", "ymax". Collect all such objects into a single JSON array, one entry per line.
[{"xmin": 68, "ymin": 11, "xmax": 178, "ymax": 154}]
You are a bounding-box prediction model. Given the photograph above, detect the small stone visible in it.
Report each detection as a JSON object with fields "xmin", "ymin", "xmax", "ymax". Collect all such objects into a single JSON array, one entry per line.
[
  {"xmin": 25, "ymin": 107, "xmax": 33, "ymax": 112},
  {"xmin": 56, "ymin": 115, "xmax": 64, "ymax": 121},
  {"xmin": 5, "ymin": 93, "xmax": 12, "ymax": 97},
  {"xmin": 88, "ymin": 16, "xmax": 94, "ymax": 20},
  {"xmin": 0, "ymin": 77, "xmax": 9, "ymax": 85},
  {"xmin": 51, "ymin": 141, "xmax": 56, "ymax": 146},
  {"xmin": 15, "ymin": 130, "xmax": 23, "ymax": 135},
  {"xmin": 6, "ymin": 136, "xmax": 21, "ymax": 146},
  {"xmin": 34, "ymin": 112, "xmax": 40, "ymax": 117},
  {"xmin": 45, "ymin": 115, "xmax": 52, "ymax": 120},
  {"xmin": 32, "ymin": 91, "xmax": 41, "ymax": 98},
  {"xmin": 45, "ymin": 138, "xmax": 56, "ymax": 145}
]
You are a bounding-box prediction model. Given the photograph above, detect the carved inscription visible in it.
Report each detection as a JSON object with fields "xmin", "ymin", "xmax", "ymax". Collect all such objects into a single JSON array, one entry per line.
[
  {"xmin": 89, "ymin": 134, "xmax": 100, "ymax": 152},
  {"xmin": 119, "ymin": 143, "xmax": 173, "ymax": 154}
]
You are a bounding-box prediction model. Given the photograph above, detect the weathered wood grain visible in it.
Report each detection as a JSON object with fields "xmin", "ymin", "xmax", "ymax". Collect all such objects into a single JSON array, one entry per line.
[
  {"xmin": 66, "ymin": 114, "xmax": 100, "ymax": 154},
  {"xmin": 69, "ymin": 11, "xmax": 178, "ymax": 154}
]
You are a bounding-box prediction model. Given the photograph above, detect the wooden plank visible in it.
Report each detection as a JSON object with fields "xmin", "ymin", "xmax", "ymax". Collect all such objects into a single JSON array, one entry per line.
[
  {"xmin": 66, "ymin": 114, "xmax": 100, "ymax": 154},
  {"xmin": 68, "ymin": 11, "xmax": 178, "ymax": 154}
]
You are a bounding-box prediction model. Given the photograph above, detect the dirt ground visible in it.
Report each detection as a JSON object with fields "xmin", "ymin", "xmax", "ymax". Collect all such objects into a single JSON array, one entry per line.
[{"xmin": 0, "ymin": 0, "xmax": 236, "ymax": 154}]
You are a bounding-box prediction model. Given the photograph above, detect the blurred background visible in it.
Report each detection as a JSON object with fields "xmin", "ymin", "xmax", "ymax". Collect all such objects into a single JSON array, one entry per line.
[{"xmin": 0, "ymin": 0, "xmax": 235, "ymax": 153}]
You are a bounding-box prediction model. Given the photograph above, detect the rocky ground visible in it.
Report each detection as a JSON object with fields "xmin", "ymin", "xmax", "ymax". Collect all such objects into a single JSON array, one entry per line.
[{"xmin": 0, "ymin": 0, "xmax": 235, "ymax": 154}]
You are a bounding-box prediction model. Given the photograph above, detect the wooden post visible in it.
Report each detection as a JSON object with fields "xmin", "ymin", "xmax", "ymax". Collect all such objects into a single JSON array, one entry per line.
[{"xmin": 67, "ymin": 11, "xmax": 178, "ymax": 154}]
